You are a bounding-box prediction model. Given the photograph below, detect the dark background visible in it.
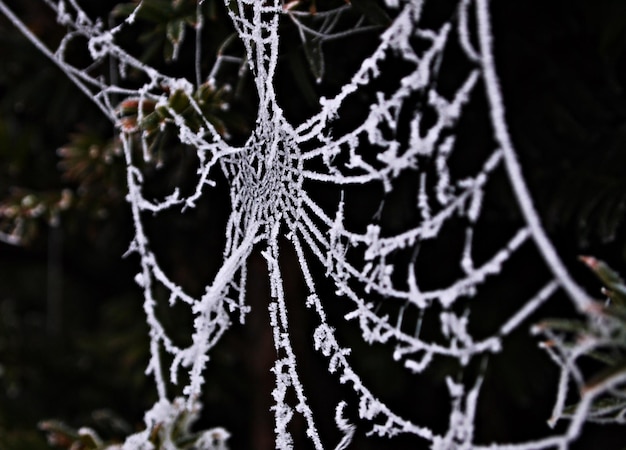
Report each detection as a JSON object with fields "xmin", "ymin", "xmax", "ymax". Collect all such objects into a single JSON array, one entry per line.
[{"xmin": 0, "ymin": 0, "xmax": 626, "ymax": 449}]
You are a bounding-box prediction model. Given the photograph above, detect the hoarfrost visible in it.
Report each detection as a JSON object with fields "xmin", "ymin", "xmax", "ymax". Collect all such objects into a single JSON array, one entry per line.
[{"xmin": 0, "ymin": 0, "xmax": 618, "ymax": 448}]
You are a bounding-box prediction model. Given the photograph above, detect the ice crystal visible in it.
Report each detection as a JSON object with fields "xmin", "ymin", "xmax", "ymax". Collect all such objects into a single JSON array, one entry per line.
[{"xmin": 0, "ymin": 0, "xmax": 620, "ymax": 448}]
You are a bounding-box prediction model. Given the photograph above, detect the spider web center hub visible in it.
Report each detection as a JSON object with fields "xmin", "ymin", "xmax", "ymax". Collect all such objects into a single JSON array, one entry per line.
[{"xmin": 230, "ymin": 126, "xmax": 303, "ymax": 221}]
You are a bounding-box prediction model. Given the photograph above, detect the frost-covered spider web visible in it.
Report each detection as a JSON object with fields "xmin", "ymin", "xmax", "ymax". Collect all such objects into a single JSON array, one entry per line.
[{"xmin": 2, "ymin": 0, "xmax": 624, "ymax": 448}]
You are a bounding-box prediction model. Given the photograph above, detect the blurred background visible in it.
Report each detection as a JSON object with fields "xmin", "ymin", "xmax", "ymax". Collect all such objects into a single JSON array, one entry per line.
[{"xmin": 1, "ymin": 0, "xmax": 626, "ymax": 449}]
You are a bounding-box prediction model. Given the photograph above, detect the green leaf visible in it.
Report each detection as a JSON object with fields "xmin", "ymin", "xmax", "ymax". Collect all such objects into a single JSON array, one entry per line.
[
  {"xmin": 563, "ymin": 395, "xmax": 626, "ymax": 418},
  {"xmin": 535, "ymin": 317, "xmax": 587, "ymax": 334},
  {"xmin": 168, "ymin": 90, "xmax": 191, "ymax": 114},
  {"xmin": 167, "ymin": 19, "xmax": 186, "ymax": 47},
  {"xmin": 583, "ymin": 358, "xmax": 626, "ymax": 393},
  {"xmin": 602, "ymin": 301, "xmax": 626, "ymax": 322},
  {"xmin": 579, "ymin": 256, "xmax": 626, "ymax": 306}
]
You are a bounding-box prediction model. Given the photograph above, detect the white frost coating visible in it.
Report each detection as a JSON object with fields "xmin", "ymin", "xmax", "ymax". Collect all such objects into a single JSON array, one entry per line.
[
  {"xmin": 0, "ymin": 0, "xmax": 612, "ymax": 448},
  {"xmin": 474, "ymin": 0, "xmax": 591, "ymax": 312},
  {"xmin": 334, "ymin": 401, "xmax": 356, "ymax": 450}
]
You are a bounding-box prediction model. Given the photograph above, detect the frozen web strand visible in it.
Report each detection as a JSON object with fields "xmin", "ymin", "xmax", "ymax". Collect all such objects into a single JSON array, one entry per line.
[
  {"xmin": 0, "ymin": 0, "xmax": 614, "ymax": 449},
  {"xmin": 473, "ymin": 0, "xmax": 591, "ymax": 313}
]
